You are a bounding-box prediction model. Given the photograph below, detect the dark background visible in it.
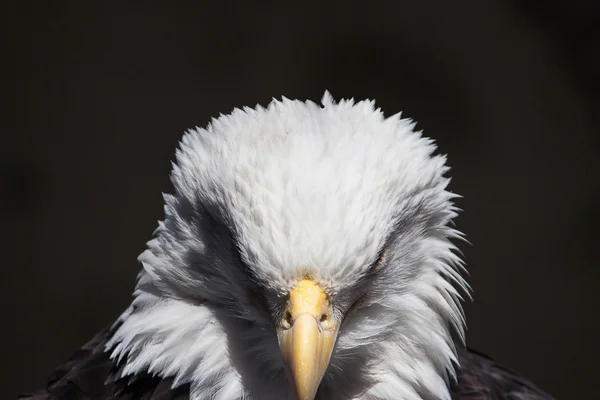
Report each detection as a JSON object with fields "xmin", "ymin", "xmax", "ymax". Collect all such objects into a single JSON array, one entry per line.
[{"xmin": 3, "ymin": 1, "xmax": 599, "ymax": 399}]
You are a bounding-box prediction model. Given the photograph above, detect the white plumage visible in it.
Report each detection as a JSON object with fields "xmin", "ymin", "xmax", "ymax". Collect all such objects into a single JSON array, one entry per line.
[{"xmin": 107, "ymin": 92, "xmax": 468, "ymax": 400}]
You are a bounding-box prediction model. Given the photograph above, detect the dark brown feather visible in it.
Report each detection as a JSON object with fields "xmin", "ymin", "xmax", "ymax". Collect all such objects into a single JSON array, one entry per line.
[
  {"xmin": 451, "ymin": 347, "xmax": 554, "ymax": 399},
  {"xmin": 18, "ymin": 328, "xmax": 553, "ymax": 399},
  {"xmin": 17, "ymin": 326, "xmax": 190, "ymax": 400}
]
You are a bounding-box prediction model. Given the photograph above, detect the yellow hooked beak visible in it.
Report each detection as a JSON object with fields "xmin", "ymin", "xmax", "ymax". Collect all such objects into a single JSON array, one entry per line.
[{"xmin": 278, "ymin": 279, "xmax": 339, "ymax": 400}]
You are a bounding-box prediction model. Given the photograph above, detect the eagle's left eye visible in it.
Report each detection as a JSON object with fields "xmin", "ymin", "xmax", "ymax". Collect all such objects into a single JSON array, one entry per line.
[{"xmin": 371, "ymin": 249, "xmax": 386, "ymax": 272}]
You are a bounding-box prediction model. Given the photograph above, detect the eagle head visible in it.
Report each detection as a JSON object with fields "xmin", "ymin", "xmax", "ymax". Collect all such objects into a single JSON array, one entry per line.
[{"xmin": 107, "ymin": 92, "xmax": 467, "ymax": 400}]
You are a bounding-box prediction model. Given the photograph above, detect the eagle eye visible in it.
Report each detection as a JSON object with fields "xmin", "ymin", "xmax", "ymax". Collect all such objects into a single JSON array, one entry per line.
[{"xmin": 371, "ymin": 249, "xmax": 386, "ymax": 273}]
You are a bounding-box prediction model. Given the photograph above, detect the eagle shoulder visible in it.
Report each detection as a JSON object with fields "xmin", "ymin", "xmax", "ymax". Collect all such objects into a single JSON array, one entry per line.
[
  {"xmin": 17, "ymin": 326, "xmax": 190, "ymax": 400},
  {"xmin": 452, "ymin": 347, "xmax": 554, "ymax": 400}
]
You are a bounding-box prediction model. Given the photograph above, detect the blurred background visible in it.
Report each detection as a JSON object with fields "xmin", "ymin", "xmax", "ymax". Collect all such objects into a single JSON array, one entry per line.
[{"xmin": 3, "ymin": 1, "xmax": 599, "ymax": 398}]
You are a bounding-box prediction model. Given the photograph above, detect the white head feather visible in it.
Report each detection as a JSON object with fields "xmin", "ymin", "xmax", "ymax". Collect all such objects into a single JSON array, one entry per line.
[{"xmin": 106, "ymin": 92, "xmax": 469, "ymax": 400}]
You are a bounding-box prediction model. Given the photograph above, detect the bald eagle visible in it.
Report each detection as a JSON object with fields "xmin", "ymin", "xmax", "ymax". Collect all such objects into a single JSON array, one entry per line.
[{"xmin": 20, "ymin": 94, "xmax": 553, "ymax": 400}]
